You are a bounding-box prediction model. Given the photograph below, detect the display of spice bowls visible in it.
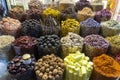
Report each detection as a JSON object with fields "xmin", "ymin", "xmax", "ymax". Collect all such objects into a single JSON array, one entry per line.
[
  {"xmin": 77, "ymin": 7, "xmax": 95, "ymax": 22},
  {"xmin": 0, "ymin": 17, "xmax": 21, "ymax": 37},
  {"xmin": 7, "ymin": 54, "xmax": 36, "ymax": 80},
  {"xmin": 91, "ymin": 54, "xmax": 120, "ymax": 80},
  {"xmin": 94, "ymin": 9, "xmax": 111, "ymax": 23},
  {"xmin": 37, "ymin": 35, "xmax": 61, "ymax": 57},
  {"xmin": 61, "ymin": 32, "xmax": 84, "ymax": 58},
  {"xmin": 80, "ymin": 18, "xmax": 100, "ymax": 37},
  {"xmin": 35, "ymin": 54, "xmax": 65, "ymax": 80},
  {"xmin": 12, "ymin": 36, "xmax": 38, "ymax": 56},
  {"xmin": 84, "ymin": 34, "xmax": 109, "ymax": 60},
  {"xmin": 101, "ymin": 20, "xmax": 120, "ymax": 37},
  {"xmin": 106, "ymin": 36, "xmax": 120, "ymax": 57}
]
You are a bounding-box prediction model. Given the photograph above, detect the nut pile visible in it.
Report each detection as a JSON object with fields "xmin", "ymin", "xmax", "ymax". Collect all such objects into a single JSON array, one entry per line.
[
  {"xmin": 35, "ymin": 54, "xmax": 65, "ymax": 80},
  {"xmin": 0, "ymin": 17, "xmax": 21, "ymax": 37},
  {"xmin": 61, "ymin": 32, "xmax": 84, "ymax": 58},
  {"xmin": 28, "ymin": 0, "xmax": 43, "ymax": 9},
  {"xmin": 7, "ymin": 55, "xmax": 35, "ymax": 80},
  {"xmin": 84, "ymin": 34, "xmax": 109, "ymax": 60},
  {"xmin": 75, "ymin": 0, "xmax": 93, "ymax": 11},
  {"xmin": 26, "ymin": 8, "xmax": 42, "ymax": 21},
  {"xmin": 8, "ymin": 7, "xmax": 25, "ymax": 22},
  {"xmin": 60, "ymin": 7, "xmax": 77, "ymax": 21},
  {"xmin": 12, "ymin": 36, "xmax": 38, "ymax": 55},
  {"xmin": 95, "ymin": 9, "xmax": 111, "ymax": 23},
  {"xmin": 21, "ymin": 19, "xmax": 42, "ymax": 38},
  {"xmin": 42, "ymin": 16, "xmax": 60, "ymax": 36},
  {"xmin": 64, "ymin": 51, "xmax": 93, "ymax": 80},
  {"xmin": 77, "ymin": 7, "xmax": 94, "ymax": 22},
  {"xmin": 80, "ymin": 18, "xmax": 100, "ymax": 37},
  {"xmin": 106, "ymin": 36, "xmax": 120, "ymax": 56},
  {"xmin": 37, "ymin": 35, "xmax": 60, "ymax": 57},
  {"xmin": 101, "ymin": 20, "xmax": 120, "ymax": 37},
  {"xmin": 61, "ymin": 19, "xmax": 80, "ymax": 37}
]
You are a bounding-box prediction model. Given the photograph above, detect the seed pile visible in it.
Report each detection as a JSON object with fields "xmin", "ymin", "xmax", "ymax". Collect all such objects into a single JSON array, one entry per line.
[
  {"xmin": 21, "ymin": 19, "xmax": 42, "ymax": 38},
  {"xmin": 37, "ymin": 35, "xmax": 60, "ymax": 57},
  {"xmin": 61, "ymin": 32, "xmax": 84, "ymax": 58},
  {"xmin": 95, "ymin": 9, "xmax": 111, "ymax": 23},
  {"xmin": 61, "ymin": 19, "xmax": 80, "ymax": 37},
  {"xmin": 80, "ymin": 18, "xmax": 100, "ymax": 37},
  {"xmin": 35, "ymin": 54, "xmax": 65, "ymax": 80},
  {"xmin": 84, "ymin": 34, "xmax": 109, "ymax": 60}
]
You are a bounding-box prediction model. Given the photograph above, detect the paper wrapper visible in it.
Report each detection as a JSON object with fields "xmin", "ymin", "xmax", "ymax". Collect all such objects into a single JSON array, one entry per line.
[
  {"xmin": 84, "ymin": 44, "xmax": 108, "ymax": 60},
  {"xmin": 9, "ymin": 69, "xmax": 35, "ymax": 80},
  {"xmin": 90, "ymin": 68, "xmax": 117, "ymax": 80},
  {"xmin": 101, "ymin": 26, "xmax": 120, "ymax": 37},
  {"xmin": 61, "ymin": 45, "xmax": 83, "ymax": 58}
]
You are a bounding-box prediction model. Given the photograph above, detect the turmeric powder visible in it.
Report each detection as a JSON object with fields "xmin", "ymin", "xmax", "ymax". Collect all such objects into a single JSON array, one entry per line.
[{"xmin": 93, "ymin": 54, "xmax": 120, "ymax": 78}]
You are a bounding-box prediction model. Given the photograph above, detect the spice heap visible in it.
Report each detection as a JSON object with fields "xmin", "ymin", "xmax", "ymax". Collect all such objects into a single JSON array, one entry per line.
[
  {"xmin": 64, "ymin": 51, "xmax": 93, "ymax": 80},
  {"xmin": 37, "ymin": 35, "xmax": 60, "ymax": 57},
  {"xmin": 35, "ymin": 54, "xmax": 65, "ymax": 80},
  {"xmin": 101, "ymin": 20, "xmax": 120, "ymax": 37},
  {"xmin": 28, "ymin": 0, "xmax": 43, "ymax": 9},
  {"xmin": 8, "ymin": 7, "xmax": 25, "ymax": 22},
  {"xmin": 26, "ymin": 8, "xmax": 42, "ymax": 21},
  {"xmin": 75, "ymin": 0, "xmax": 93, "ymax": 11},
  {"xmin": 106, "ymin": 36, "xmax": 120, "ymax": 56},
  {"xmin": 21, "ymin": 19, "xmax": 42, "ymax": 38},
  {"xmin": 12, "ymin": 36, "xmax": 38, "ymax": 55},
  {"xmin": 95, "ymin": 9, "xmax": 111, "ymax": 23},
  {"xmin": 77, "ymin": 7, "xmax": 94, "ymax": 22},
  {"xmin": 84, "ymin": 34, "xmax": 109, "ymax": 60},
  {"xmin": 91, "ymin": 0, "xmax": 103, "ymax": 11},
  {"xmin": 91, "ymin": 54, "xmax": 120, "ymax": 80},
  {"xmin": 80, "ymin": 18, "xmax": 100, "ymax": 37},
  {"xmin": 61, "ymin": 19, "xmax": 80, "ymax": 37},
  {"xmin": 7, "ymin": 54, "xmax": 36, "ymax": 80},
  {"xmin": 61, "ymin": 32, "xmax": 84, "ymax": 58},
  {"xmin": 60, "ymin": 7, "xmax": 77, "ymax": 21},
  {"xmin": 0, "ymin": 17, "xmax": 21, "ymax": 37},
  {"xmin": 42, "ymin": 16, "xmax": 60, "ymax": 36},
  {"xmin": 43, "ymin": 8, "xmax": 60, "ymax": 22}
]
